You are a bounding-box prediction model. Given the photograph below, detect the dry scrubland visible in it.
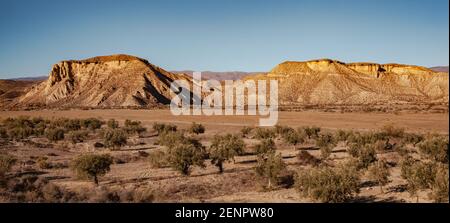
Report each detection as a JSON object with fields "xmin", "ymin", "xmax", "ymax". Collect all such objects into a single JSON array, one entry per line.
[{"xmin": 0, "ymin": 110, "xmax": 448, "ymax": 203}]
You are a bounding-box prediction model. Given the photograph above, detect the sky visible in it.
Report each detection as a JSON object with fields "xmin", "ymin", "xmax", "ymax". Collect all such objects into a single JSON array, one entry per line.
[{"xmin": 0, "ymin": 0, "xmax": 448, "ymax": 79}]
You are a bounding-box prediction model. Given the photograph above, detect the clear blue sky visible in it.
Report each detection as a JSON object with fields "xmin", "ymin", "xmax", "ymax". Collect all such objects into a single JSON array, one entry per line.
[{"xmin": 0, "ymin": 0, "xmax": 448, "ymax": 78}]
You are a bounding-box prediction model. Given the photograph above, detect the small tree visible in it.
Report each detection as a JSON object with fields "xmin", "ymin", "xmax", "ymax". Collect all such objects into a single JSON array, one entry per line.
[
  {"xmin": 401, "ymin": 159, "xmax": 437, "ymax": 202},
  {"xmin": 255, "ymin": 152, "xmax": 286, "ymax": 189},
  {"xmin": 153, "ymin": 122, "xmax": 177, "ymax": 135},
  {"xmin": 316, "ymin": 133, "xmax": 336, "ymax": 160},
  {"xmin": 68, "ymin": 130, "xmax": 89, "ymax": 143},
  {"xmin": 81, "ymin": 118, "xmax": 103, "ymax": 131},
  {"xmin": 254, "ymin": 128, "xmax": 276, "ymax": 139},
  {"xmin": 71, "ymin": 154, "xmax": 113, "ymax": 185},
  {"xmin": 167, "ymin": 143, "xmax": 206, "ymax": 175},
  {"xmin": 103, "ymin": 129, "xmax": 127, "ymax": 149},
  {"xmin": 367, "ymin": 160, "xmax": 391, "ymax": 193},
  {"xmin": 189, "ymin": 122, "xmax": 205, "ymax": 135},
  {"xmin": 255, "ymin": 138, "xmax": 276, "ymax": 155},
  {"xmin": 124, "ymin": 119, "xmax": 147, "ymax": 136},
  {"xmin": 107, "ymin": 119, "xmax": 119, "ymax": 129},
  {"xmin": 209, "ymin": 134, "xmax": 245, "ymax": 173}
]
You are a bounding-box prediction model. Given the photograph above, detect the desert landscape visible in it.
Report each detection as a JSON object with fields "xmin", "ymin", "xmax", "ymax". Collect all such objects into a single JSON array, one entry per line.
[{"xmin": 0, "ymin": 54, "xmax": 448, "ymax": 203}]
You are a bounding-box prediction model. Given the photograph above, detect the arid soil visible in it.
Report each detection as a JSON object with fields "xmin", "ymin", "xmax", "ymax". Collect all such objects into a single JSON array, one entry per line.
[{"xmin": 0, "ymin": 109, "xmax": 448, "ymax": 203}]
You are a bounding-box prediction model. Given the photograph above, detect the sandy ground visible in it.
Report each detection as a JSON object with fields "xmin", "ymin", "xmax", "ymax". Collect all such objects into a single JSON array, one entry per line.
[{"xmin": 1, "ymin": 109, "xmax": 448, "ymax": 203}]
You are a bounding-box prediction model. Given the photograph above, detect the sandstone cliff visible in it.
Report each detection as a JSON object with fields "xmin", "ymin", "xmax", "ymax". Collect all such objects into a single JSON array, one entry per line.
[
  {"xmin": 16, "ymin": 54, "xmax": 192, "ymax": 108},
  {"xmin": 248, "ymin": 59, "xmax": 449, "ymax": 105}
]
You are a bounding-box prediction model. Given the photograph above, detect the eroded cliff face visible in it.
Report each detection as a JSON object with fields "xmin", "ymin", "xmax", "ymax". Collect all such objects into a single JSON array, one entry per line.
[
  {"xmin": 252, "ymin": 59, "xmax": 449, "ymax": 105},
  {"xmin": 17, "ymin": 55, "xmax": 192, "ymax": 108}
]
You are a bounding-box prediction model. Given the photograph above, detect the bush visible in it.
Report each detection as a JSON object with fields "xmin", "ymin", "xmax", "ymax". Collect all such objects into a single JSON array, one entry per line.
[
  {"xmin": 71, "ymin": 154, "xmax": 113, "ymax": 185},
  {"xmin": 274, "ymin": 125, "xmax": 294, "ymax": 136},
  {"xmin": 367, "ymin": 160, "xmax": 390, "ymax": 193},
  {"xmin": 158, "ymin": 131, "xmax": 202, "ymax": 150},
  {"xmin": 50, "ymin": 118, "xmax": 81, "ymax": 131},
  {"xmin": 255, "ymin": 152, "xmax": 287, "ymax": 189},
  {"xmin": 189, "ymin": 122, "xmax": 205, "ymax": 135},
  {"xmin": 430, "ymin": 165, "xmax": 449, "ymax": 203},
  {"xmin": 255, "ymin": 138, "xmax": 276, "ymax": 155},
  {"xmin": 347, "ymin": 144, "xmax": 377, "ymax": 169},
  {"xmin": 335, "ymin": 129, "xmax": 353, "ymax": 142},
  {"xmin": 379, "ymin": 124, "xmax": 404, "ymax": 138},
  {"xmin": 297, "ymin": 150, "xmax": 321, "ymax": 166},
  {"xmin": 68, "ymin": 130, "xmax": 89, "ymax": 143},
  {"xmin": 124, "ymin": 119, "xmax": 147, "ymax": 135},
  {"xmin": 254, "ymin": 128, "xmax": 276, "ymax": 139},
  {"xmin": 240, "ymin": 126, "xmax": 253, "ymax": 138},
  {"xmin": 403, "ymin": 133, "xmax": 424, "ymax": 146},
  {"xmin": 103, "ymin": 129, "xmax": 127, "ymax": 149},
  {"xmin": 107, "ymin": 119, "xmax": 119, "ymax": 129},
  {"xmin": 302, "ymin": 126, "xmax": 321, "ymax": 139},
  {"xmin": 81, "ymin": 118, "xmax": 103, "ymax": 131},
  {"xmin": 282, "ymin": 129, "xmax": 305, "ymax": 149},
  {"xmin": 148, "ymin": 150, "xmax": 169, "ymax": 168},
  {"xmin": 153, "ymin": 122, "xmax": 177, "ymax": 135},
  {"xmin": 295, "ymin": 161, "xmax": 360, "ymax": 203},
  {"xmin": 209, "ymin": 134, "xmax": 245, "ymax": 173},
  {"xmin": 401, "ymin": 159, "xmax": 437, "ymax": 202},
  {"xmin": 7, "ymin": 126, "xmax": 34, "ymax": 140},
  {"xmin": 417, "ymin": 137, "xmax": 448, "ymax": 164},
  {"xmin": 0, "ymin": 154, "xmax": 16, "ymax": 181},
  {"xmin": 167, "ymin": 143, "xmax": 206, "ymax": 175},
  {"xmin": 44, "ymin": 128, "xmax": 65, "ymax": 142}
]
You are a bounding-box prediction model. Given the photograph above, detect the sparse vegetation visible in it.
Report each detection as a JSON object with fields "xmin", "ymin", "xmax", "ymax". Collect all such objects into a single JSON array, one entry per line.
[
  {"xmin": 417, "ymin": 136, "xmax": 448, "ymax": 164},
  {"xmin": 209, "ymin": 134, "xmax": 245, "ymax": 173},
  {"xmin": 153, "ymin": 122, "xmax": 177, "ymax": 135},
  {"xmin": 44, "ymin": 128, "xmax": 65, "ymax": 142},
  {"xmin": 367, "ymin": 159, "xmax": 391, "ymax": 193},
  {"xmin": 295, "ymin": 161, "xmax": 360, "ymax": 203},
  {"xmin": 254, "ymin": 128, "xmax": 276, "ymax": 139},
  {"xmin": 68, "ymin": 130, "xmax": 89, "ymax": 143},
  {"xmin": 71, "ymin": 154, "xmax": 113, "ymax": 185},
  {"xmin": 148, "ymin": 150, "xmax": 169, "ymax": 168},
  {"xmin": 240, "ymin": 126, "xmax": 253, "ymax": 138},
  {"xmin": 0, "ymin": 154, "xmax": 16, "ymax": 183},
  {"xmin": 189, "ymin": 122, "xmax": 205, "ymax": 135},
  {"xmin": 107, "ymin": 119, "xmax": 119, "ymax": 129},
  {"xmin": 255, "ymin": 138, "xmax": 276, "ymax": 155},
  {"xmin": 124, "ymin": 119, "xmax": 147, "ymax": 136},
  {"xmin": 103, "ymin": 129, "xmax": 127, "ymax": 149},
  {"xmin": 255, "ymin": 152, "xmax": 287, "ymax": 189},
  {"xmin": 302, "ymin": 126, "xmax": 321, "ymax": 139}
]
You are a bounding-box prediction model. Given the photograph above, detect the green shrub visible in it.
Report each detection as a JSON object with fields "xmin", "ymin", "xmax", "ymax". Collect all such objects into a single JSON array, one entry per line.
[
  {"xmin": 81, "ymin": 118, "xmax": 103, "ymax": 131},
  {"xmin": 44, "ymin": 128, "xmax": 65, "ymax": 142},
  {"xmin": 417, "ymin": 137, "xmax": 448, "ymax": 164},
  {"xmin": 255, "ymin": 138, "xmax": 276, "ymax": 155},
  {"xmin": 152, "ymin": 122, "xmax": 177, "ymax": 135},
  {"xmin": 401, "ymin": 159, "xmax": 437, "ymax": 202},
  {"xmin": 124, "ymin": 119, "xmax": 147, "ymax": 135},
  {"xmin": 282, "ymin": 129, "xmax": 305, "ymax": 149},
  {"xmin": 107, "ymin": 119, "xmax": 119, "ymax": 129},
  {"xmin": 103, "ymin": 129, "xmax": 127, "ymax": 149},
  {"xmin": 255, "ymin": 152, "xmax": 287, "ymax": 189},
  {"xmin": 430, "ymin": 165, "xmax": 449, "ymax": 203},
  {"xmin": 189, "ymin": 122, "xmax": 205, "ymax": 135},
  {"xmin": 254, "ymin": 128, "xmax": 276, "ymax": 139},
  {"xmin": 347, "ymin": 144, "xmax": 377, "ymax": 169},
  {"xmin": 8, "ymin": 126, "xmax": 34, "ymax": 140},
  {"xmin": 209, "ymin": 134, "xmax": 245, "ymax": 173},
  {"xmin": 69, "ymin": 130, "xmax": 89, "ymax": 143},
  {"xmin": 167, "ymin": 143, "xmax": 206, "ymax": 175},
  {"xmin": 403, "ymin": 133, "xmax": 424, "ymax": 146},
  {"xmin": 302, "ymin": 126, "xmax": 321, "ymax": 139},
  {"xmin": 148, "ymin": 150, "xmax": 169, "ymax": 168},
  {"xmin": 158, "ymin": 131, "xmax": 202, "ymax": 150},
  {"xmin": 71, "ymin": 154, "xmax": 113, "ymax": 185},
  {"xmin": 367, "ymin": 160, "xmax": 391, "ymax": 193},
  {"xmin": 240, "ymin": 126, "xmax": 253, "ymax": 138},
  {"xmin": 295, "ymin": 161, "xmax": 360, "ymax": 203}
]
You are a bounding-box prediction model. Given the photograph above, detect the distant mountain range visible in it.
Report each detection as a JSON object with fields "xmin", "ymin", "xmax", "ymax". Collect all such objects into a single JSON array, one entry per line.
[{"xmin": 429, "ymin": 66, "xmax": 449, "ymax": 73}]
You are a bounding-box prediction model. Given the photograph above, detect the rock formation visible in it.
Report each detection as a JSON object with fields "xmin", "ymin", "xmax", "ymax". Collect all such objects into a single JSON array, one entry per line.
[
  {"xmin": 15, "ymin": 54, "xmax": 193, "ymax": 108},
  {"xmin": 247, "ymin": 59, "xmax": 449, "ymax": 105}
]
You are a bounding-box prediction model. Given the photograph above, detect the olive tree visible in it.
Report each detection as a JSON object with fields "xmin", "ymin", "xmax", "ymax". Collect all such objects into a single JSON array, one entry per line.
[
  {"xmin": 209, "ymin": 134, "xmax": 245, "ymax": 173},
  {"xmin": 71, "ymin": 154, "xmax": 113, "ymax": 185}
]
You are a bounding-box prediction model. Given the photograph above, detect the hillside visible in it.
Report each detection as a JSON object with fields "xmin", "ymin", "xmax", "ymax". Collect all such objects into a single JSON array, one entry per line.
[
  {"xmin": 13, "ymin": 54, "xmax": 193, "ymax": 109},
  {"xmin": 246, "ymin": 59, "xmax": 449, "ymax": 105}
]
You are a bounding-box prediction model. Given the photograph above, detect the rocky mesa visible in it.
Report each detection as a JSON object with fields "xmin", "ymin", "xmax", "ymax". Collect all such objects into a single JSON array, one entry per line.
[
  {"xmin": 248, "ymin": 59, "xmax": 449, "ymax": 105},
  {"xmin": 14, "ymin": 54, "xmax": 193, "ymax": 109}
]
